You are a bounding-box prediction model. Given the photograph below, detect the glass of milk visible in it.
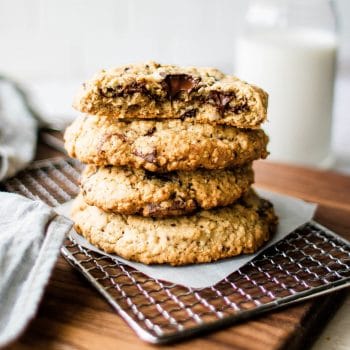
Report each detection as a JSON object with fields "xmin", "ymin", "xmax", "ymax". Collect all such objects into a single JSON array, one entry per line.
[{"xmin": 235, "ymin": 0, "xmax": 338, "ymax": 168}]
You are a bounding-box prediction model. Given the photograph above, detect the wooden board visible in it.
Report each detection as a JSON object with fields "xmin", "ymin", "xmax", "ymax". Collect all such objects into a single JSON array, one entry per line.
[{"xmin": 5, "ymin": 143, "xmax": 350, "ymax": 350}]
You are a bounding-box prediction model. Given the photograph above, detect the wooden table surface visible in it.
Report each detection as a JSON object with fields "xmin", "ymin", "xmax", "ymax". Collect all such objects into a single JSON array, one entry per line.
[{"xmin": 5, "ymin": 141, "xmax": 350, "ymax": 350}]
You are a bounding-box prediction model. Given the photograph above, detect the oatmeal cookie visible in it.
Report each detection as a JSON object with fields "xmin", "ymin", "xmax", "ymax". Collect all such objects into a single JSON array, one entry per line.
[
  {"xmin": 71, "ymin": 189, "xmax": 278, "ymax": 265},
  {"xmin": 81, "ymin": 164, "xmax": 254, "ymax": 217},
  {"xmin": 73, "ymin": 61, "xmax": 268, "ymax": 128},
  {"xmin": 64, "ymin": 115, "xmax": 268, "ymax": 172}
]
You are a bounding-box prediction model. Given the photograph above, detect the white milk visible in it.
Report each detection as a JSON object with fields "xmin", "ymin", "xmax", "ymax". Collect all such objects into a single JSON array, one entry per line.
[{"xmin": 235, "ymin": 28, "xmax": 337, "ymax": 167}]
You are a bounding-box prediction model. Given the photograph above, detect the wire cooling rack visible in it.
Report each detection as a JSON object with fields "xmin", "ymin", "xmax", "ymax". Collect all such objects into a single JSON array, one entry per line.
[{"xmin": 2, "ymin": 157, "xmax": 350, "ymax": 344}]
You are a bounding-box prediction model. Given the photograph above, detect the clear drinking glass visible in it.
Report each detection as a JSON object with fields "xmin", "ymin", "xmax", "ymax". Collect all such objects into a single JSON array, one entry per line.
[{"xmin": 234, "ymin": 0, "xmax": 338, "ymax": 167}]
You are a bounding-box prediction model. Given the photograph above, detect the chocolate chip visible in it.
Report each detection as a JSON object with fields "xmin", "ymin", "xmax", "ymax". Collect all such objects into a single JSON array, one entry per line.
[
  {"xmin": 103, "ymin": 132, "xmax": 127, "ymax": 142},
  {"xmin": 162, "ymin": 74, "xmax": 199, "ymax": 99},
  {"xmin": 134, "ymin": 149, "xmax": 157, "ymax": 163},
  {"xmin": 231, "ymin": 101, "xmax": 249, "ymax": 114},
  {"xmin": 145, "ymin": 203, "xmax": 165, "ymax": 215},
  {"xmin": 169, "ymin": 192, "xmax": 177, "ymax": 200},
  {"xmin": 115, "ymin": 132, "xmax": 128, "ymax": 142},
  {"xmin": 145, "ymin": 199, "xmax": 196, "ymax": 216},
  {"xmin": 144, "ymin": 171, "xmax": 175, "ymax": 182},
  {"xmin": 98, "ymin": 132, "xmax": 128, "ymax": 154},
  {"xmin": 180, "ymin": 109, "xmax": 197, "ymax": 120},
  {"xmin": 208, "ymin": 91, "xmax": 234, "ymax": 114},
  {"xmin": 171, "ymin": 199, "xmax": 190, "ymax": 209},
  {"xmin": 101, "ymin": 87, "xmax": 118, "ymax": 97},
  {"xmin": 257, "ymin": 199, "xmax": 273, "ymax": 216},
  {"xmin": 99, "ymin": 82, "xmax": 156, "ymax": 99},
  {"xmin": 144, "ymin": 126, "xmax": 156, "ymax": 136},
  {"xmin": 125, "ymin": 82, "xmax": 147, "ymax": 94}
]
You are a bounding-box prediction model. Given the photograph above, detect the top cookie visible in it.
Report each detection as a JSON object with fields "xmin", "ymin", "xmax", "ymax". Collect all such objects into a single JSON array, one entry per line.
[{"xmin": 73, "ymin": 61, "xmax": 268, "ymax": 128}]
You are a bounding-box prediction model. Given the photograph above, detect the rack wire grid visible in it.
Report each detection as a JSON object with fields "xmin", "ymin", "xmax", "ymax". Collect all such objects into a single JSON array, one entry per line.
[{"xmin": 2, "ymin": 156, "xmax": 350, "ymax": 344}]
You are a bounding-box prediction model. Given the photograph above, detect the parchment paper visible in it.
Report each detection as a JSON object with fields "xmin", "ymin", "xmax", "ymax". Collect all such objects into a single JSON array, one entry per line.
[{"xmin": 56, "ymin": 188, "xmax": 317, "ymax": 289}]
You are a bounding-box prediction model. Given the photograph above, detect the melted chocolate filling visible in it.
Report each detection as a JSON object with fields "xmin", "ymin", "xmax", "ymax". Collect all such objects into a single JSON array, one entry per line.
[
  {"xmin": 162, "ymin": 74, "xmax": 199, "ymax": 99},
  {"xmin": 99, "ymin": 74, "xmax": 249, "ymax": 115}
]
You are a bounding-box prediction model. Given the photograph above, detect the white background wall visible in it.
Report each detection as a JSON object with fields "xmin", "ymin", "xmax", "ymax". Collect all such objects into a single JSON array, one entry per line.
[{"xmin": 0, "ymin": 0, "xmax": 349, "ymax": 83}]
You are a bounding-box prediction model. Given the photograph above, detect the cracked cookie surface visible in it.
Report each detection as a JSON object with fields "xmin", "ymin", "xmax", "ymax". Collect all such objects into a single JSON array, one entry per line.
[
  {"xmin": 64, "ymin": 115, "xmax": 268, "ymax": 172},
  {"xmin": 71, "ymin": 189, "xmax": 278, "ymax": 265},
  {"xmin": 81, "ymin": 164, "xmax": 254, "ymax": 217},
  {"xmin": 73, "ymin": 61, "xmax": 268, "ymax": 128}
]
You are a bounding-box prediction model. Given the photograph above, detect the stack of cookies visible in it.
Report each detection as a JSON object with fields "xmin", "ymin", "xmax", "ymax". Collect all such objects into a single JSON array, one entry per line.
[{"xmin": 64, "ymin": 62, "xmax": 277, "ymax": 266}]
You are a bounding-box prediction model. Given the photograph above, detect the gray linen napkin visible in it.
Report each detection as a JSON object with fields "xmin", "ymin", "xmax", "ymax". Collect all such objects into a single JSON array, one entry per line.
[
  {"xmin": 0, "ymin": 192, "xmax": 72, "ymax": 348},
  {"xmin": 0, "ymin": 78, "xmax": 38, "ymax": 181}
]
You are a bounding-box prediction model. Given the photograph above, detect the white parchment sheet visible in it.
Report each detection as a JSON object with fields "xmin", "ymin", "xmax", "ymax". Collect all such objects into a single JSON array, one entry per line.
[{"xmin": 56, "ymin": 188, "xmax": 317, "ymax": 289}]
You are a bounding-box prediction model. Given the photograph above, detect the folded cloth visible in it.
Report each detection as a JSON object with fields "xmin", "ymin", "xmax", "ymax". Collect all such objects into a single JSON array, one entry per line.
[
  {"xmin": 0, "ymin": 78, "xmax": 38, "ymax": 181},
  {"xmin": 0, "ymin": 192, "xmax": 72, "ymax": 348}
]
